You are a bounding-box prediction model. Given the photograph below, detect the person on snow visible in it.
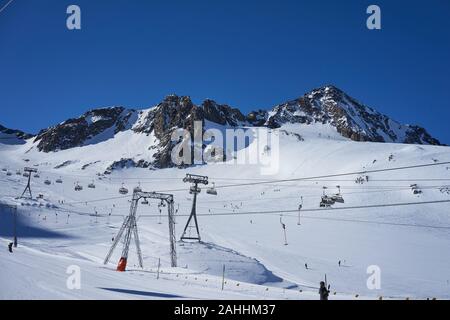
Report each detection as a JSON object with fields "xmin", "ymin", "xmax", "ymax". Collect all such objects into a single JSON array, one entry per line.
[
  {"xmin": 319, "ymin": 281, "xmax": 330, "ymax": 300},
  {"xmin": 8, "ymin": 242, "xmax": 13, "ymax": 253}
]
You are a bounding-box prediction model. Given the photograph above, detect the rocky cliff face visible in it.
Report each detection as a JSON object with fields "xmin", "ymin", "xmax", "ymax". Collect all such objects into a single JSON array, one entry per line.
[
  {"xmin": 0, "ymin": 124, "xmax": 32, "ymax": 144},
  {"xmin": 0, "ymin": 124, "xmax": 32, "ymax": 139},
  {"xmin": 34, "ymin": 107, "xmax": 136, "ymax": 152},
  {"xmin": 133, "ymin": 95, "xmax": 246, "ymax": 168},
  {"xmin": 249, "ymin": 85, "xmax": 441, "ymax": 145}
]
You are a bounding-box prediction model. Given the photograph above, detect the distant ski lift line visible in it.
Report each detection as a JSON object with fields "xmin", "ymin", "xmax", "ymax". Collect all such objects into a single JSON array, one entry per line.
[
  {"xmin": 32, "ymin": 160, "xmax": 450, "ymax": 184},
  {"xmin": 45, "ymin": 199, "xmax": 450, "ymax": 230},
  {"xmin": 21, "ymin": 160, "xmax": 450, "ymax": 206}
]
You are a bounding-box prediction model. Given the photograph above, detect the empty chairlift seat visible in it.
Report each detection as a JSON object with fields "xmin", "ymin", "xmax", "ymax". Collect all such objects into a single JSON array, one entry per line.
[
  {"xmin": 206, "ymin": 182, "xmax": 218, "ymax": 195},
  {"xmin": 133, "ymin": 183, "xmax": 142, "ymax": 193},
  {"xmin": 330, "ymin": 185, "xmax": 345, "ymax": 203},
  {"xmin": 119, "ymin": 184, "xmax": 129, "ymax": 195}
]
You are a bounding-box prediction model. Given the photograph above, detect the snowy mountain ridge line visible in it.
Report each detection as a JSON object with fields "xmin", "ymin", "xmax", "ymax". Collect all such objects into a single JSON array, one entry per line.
[{"xmin": 0, "ymin": 85, "xmax": 443, "ymax": 170}]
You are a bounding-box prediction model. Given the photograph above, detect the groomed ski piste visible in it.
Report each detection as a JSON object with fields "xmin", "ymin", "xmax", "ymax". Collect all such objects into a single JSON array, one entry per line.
[{"xmin": 1, "ymin": 124, "xmax": 450, "ymax": 300}]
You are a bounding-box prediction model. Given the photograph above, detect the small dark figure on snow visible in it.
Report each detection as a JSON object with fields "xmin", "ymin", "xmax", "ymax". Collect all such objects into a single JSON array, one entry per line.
[
  {"xmin": 319, "ymin": 281, "xmax": 330, "ymax": 300},
  {"xmin": 338, "ymin": 260, "xmax": 341, "ymax": 267},
  {"xmin": 305, "ymin": 263, "xmax": 308, "ymax": 270},
  {"xmin": 8, "ymin": 242, "xmax": 13, "ymax": 253}
]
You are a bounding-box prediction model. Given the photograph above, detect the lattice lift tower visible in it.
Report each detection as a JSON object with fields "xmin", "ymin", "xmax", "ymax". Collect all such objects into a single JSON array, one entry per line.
[
  {"xmin": 180, "ymin": 174, "xmax": 208, "ymax": 242},
  {"xmin": 20, "ymin": 167, "xmax": 38, "ymax": 199},
  {"xmin": 103, "ymin": 190, "xmax": 177, "ymax": 271}
]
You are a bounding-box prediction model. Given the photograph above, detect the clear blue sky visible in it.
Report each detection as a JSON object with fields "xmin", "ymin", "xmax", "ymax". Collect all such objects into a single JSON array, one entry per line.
[{"xmin": 1, "ymin": 0, "xmax": 449, "ymax": 143}]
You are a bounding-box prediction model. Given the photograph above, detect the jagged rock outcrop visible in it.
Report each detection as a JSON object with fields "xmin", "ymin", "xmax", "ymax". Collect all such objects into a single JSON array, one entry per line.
[
  {"xmin": 134, "ymin": 95, "xmax": 246, "ymax": 168},
  {"xmin": 34, "ymin": 107, "xmax": 136, "ymax": 152},
  {"xmin": 251, "ymin": 85, "xmax": 441, "ymax": 145},
  {"xmin": 0, "ymin": 124, "xmax": 33, "ymax": 144}
]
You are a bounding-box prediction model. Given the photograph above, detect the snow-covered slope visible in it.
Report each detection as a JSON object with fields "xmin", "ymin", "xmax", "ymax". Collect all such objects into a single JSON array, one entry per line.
[
  {"xmin": 1, "ymin": 86, "xmax": 449, "ymax": 300},
  {"xmin": 1, "ymin": 125, "xmax": 450, "ymax": 299}
]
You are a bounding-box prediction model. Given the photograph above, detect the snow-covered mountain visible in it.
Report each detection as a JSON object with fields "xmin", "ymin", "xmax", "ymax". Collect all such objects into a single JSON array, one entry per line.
[
  {"xmin": 8, "ymin": 85, "xmax": 440, "ymax": 172},
  {"xmin": 1, "ymin": 86, "xmax": 450, "ymax": 300},
  {"xmin": 1, "ymin": 121, "xmax": 450, "ymax": 300},
  {"xmin": 248, "ymin": 85, "xmax": 441, "ymax": 145},
  {"xmin": 34, "ymin": 107, "xmax": 137, "ymax": 152},
  {"xmin": 0, "ymin": 124, "xmax": 32, "ymax": 145}
]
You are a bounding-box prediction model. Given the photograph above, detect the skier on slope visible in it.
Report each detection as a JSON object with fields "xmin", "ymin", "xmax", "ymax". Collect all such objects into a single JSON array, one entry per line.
[
  {"xmin": 8, "ymin": 242, "xmax": 13, "ymax": 253},
  {"xmin": 319, "ymin": 281, "xmax": 330, "ymax": 300}
]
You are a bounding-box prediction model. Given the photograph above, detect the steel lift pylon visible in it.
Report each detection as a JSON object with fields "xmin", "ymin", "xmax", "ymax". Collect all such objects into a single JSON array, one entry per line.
[
  {"xmin": 103, "ymin": 190, "xmax": 177, "ymax": 271},
  {"xmin": 20, "ymin": 167, "xmax": 38, "ymax": 199},
  {"xmin": 180, "ymin": 174, "xmax": 208, "ymax": 242}
]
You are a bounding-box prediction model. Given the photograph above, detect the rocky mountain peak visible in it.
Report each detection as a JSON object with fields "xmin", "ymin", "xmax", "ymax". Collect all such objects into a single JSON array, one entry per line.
[
  {"xmin": 257, "ymin": 85, "xmax": 441, "ymax": 145},
  {"xmin": 133, "ymin": 95, "xmax": 247, "ymax": 168},
  {"xmin": 0, "ymin": 124, "xmax": 33, "ymax": 145}
]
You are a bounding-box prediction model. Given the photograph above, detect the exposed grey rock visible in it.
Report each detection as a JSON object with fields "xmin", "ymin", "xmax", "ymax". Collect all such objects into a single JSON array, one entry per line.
[
  {"xmin": 0, "ymin": 124, "xmax": 33, "ymax": 144},
  {"xmin": 254, "ymin": 85, "xmax": 441, "ymax": 145},
  {"xmin": 20, "ymin": 86, "xmax": 443, "ymax": 172},
  {"xmin": 34, "ymin": 107, "xmax": 136, "ymax": 152}
]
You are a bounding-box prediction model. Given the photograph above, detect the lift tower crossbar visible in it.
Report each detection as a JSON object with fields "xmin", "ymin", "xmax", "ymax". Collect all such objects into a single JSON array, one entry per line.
[
  {"xmin": 104, "ymin": 191, "xmax": 177, "ymax": 271},
  {"xmin": 180, "ymin": 174, "xmax": 208, "ymax": 242}
]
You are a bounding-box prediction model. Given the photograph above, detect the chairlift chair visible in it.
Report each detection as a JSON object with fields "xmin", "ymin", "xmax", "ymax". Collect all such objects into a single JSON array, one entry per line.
[
  {"xmin": 23, "ymin": 172, "xmax": 30, "ymax": 177},
  {"xmin": 133, "ymin": 183, "xmax": 142, "ymax": 193},
  {"xmin": 206, "ymin": 182, "xmax": 217, "ymax": 195},
  {"xmin": 6, "ymin": 171, "xmax": 12, "ymax": 176},
  {"xmin": 119, "ymin": 183, "xmax": 129, "ymax": 195},
  {"xmin": 331, "ymin": 185, "xmax": 345, "ymax": 203},
  {"xmin": 16, "ymin": 170, "xmax": 21, "ymax": 175},
  {"xmin": 141, "ymin": 198, "xmax": 149, "ymax": 205},
  {"xmin": 44, "ymin": 179, "xmax": 51, "ymax": 185},
  {"xmin": 88, "ymin": 181, "xmax": 96, "ymax": 189},
  {"xmin": 56, "ymin": 177, "xmax": 63, "ymax": 184},
  {"xmin": 74, "ymin": 182, "xmax": 83, "ymax": 191},
  {"xmin": 320, "ymin": 195, "xmax": 335, "ymax": 207},
  {"xmin": 331, "ymin": 194, "xmax": 344, "ymax": 203},
  {"xmin": 34, "ymin": 173, "xmax": 40, "ymax": 178}
]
